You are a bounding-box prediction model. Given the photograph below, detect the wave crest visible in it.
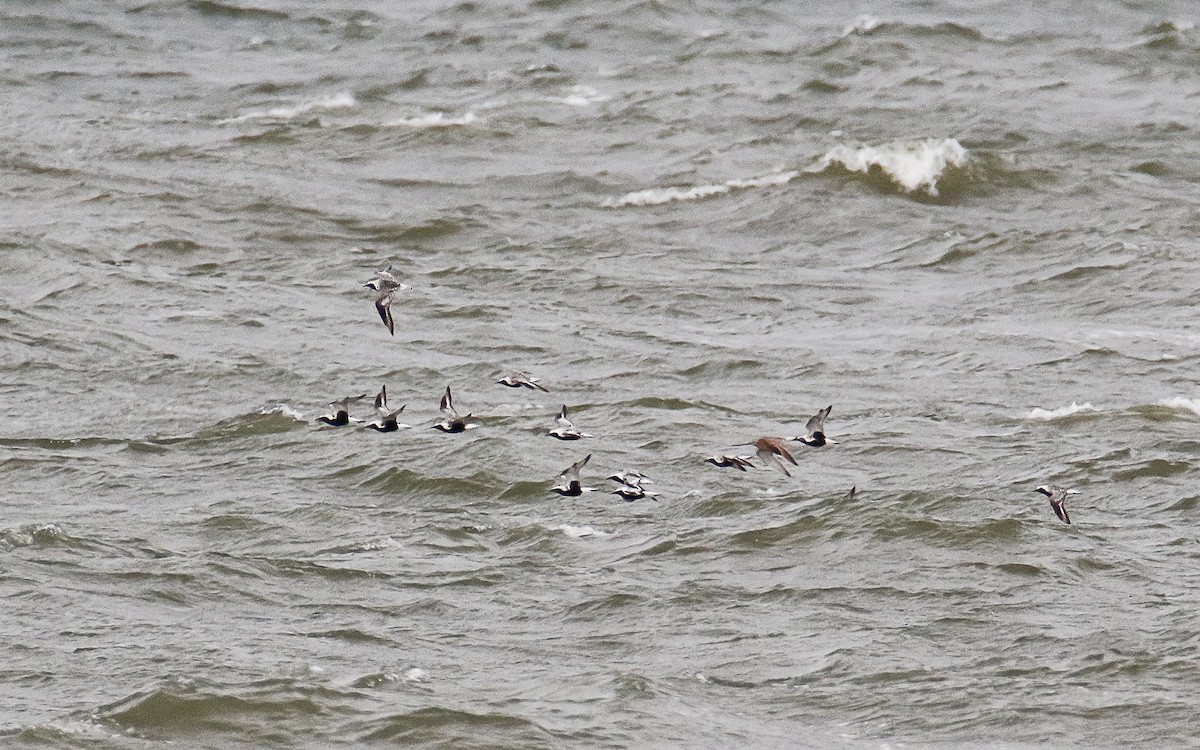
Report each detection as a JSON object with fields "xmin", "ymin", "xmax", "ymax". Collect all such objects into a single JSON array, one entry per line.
[
  {"xmin": 812, "ymin": 138, "xmax": 968, "ymax": 197},
  {"xmin": 1027, "ymin": 401, "xmax": 1098, "ymax": 421},
  {"xmin": 602, "ymin": 171, "xmax": 798, "ymax": 207}
]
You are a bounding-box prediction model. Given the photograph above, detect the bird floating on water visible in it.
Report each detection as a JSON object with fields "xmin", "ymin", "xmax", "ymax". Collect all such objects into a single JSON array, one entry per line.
[
  {"xmin": 547, "ymin": 404, "xmax": 592, "ymax": 440},
  {"xmin": 793, "ymin": 405, "xmax": 837, "ymax": 447},
  {"xmin": 364, "ymin": 267, "xmax": 409, "ymax": 336},
  {"xmin": 316, "ymin": 394, "xmax": 367, "ymax": 426},
  {"xmin": 432, "ymin": 386, "xmax": 477, "ymax": 433},
  {"xmin": 364, "ymin": 385, "xmax": 408, "ymax": 432},
  {"xmin": 496, "ymin": 371, "xmax": 549, "ymax": 392},
  {"xmin": 552, "ymin": 454, "xmax": 595, "ymax": 497},
  {"xmin": 1034, "ymin": 485, "xmax": 1080, "ymax": 524}
]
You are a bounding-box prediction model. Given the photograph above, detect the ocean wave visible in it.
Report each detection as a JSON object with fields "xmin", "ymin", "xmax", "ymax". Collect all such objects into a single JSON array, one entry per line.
[
  {"xmin": 811, "ymin": 138, "xmax": 968, "ymax": 197},
  {"xmin": 219, "ymin": 92, "xmax": 356, "ymax": 124},
  {"xmin": 552, "ymin": 523, "xmax": 611, "ymax": 538},
  {"xmin": 602, "ymin": 170, "xmax": 798, "ymax": 207},
  {"xmin": 384, "ymin": 111, "xmax": 478, "ymax": 128},
  {"xmin": 1026, "ymin": 401, "xmax": 1099, "ymax": 420},
  {"xmin": 1157, "ymin": 397, "xmax": 1200, "ymax": 416}
]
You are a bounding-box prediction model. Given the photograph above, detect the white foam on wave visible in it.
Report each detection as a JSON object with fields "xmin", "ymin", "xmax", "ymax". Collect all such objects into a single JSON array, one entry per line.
[
  {"xmin": 842, "ymin": 15, "xmax": 882, "ymax": 36},
  {"xmin": 403, "ymin": 667, "xmax": 429, "ymax": 682},
  {"xmin": 1027, "ymin": 401, "xmax": 1098, "ymax": 420},
  {"xmin": 220, "ymin": 92, "xmax": 356, "ymax": 123},
  {"xmin": 553, "ymin": 523, "xmax": 611, "ymax": 538},
  {"xmin": 385, "ymin": 111, "xmax": 477, "ymax": 128},
  {"xmin": 562, "ymin": 85, "xmax": 608, "ymax": 107},
  {"xmin": 1158, "ymin": 397, "xmax": 1200, "ymax": 416},
  {"xmin": 812, "ymin": 138, "xmax": 968, "ymax": 196},
  {"xmin": 603, "ymin": 170, "xmax": 799, "ymax": 208},
  {"xmin": 260, "ymin": 403, "xmax": 305, "ymax": 421}
]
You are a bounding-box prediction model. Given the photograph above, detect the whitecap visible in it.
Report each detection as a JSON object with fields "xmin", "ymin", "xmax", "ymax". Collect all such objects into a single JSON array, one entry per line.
[
  {"xmin": 1026, "ymin": 402, "xmax": 1098, "ymax": 420},
  {"xmin": 220, "ymin": 92, "xmax": 356, "ymax": 124},
  {"xmin": 842, "ymin": 15, "xmax": 882, "ymax": 37},
  {"xmin": 603, "ymin": 170, "xmax": 799, "ymax": 208},
  {"xmin": 1158, "ymin": 397, "xmax": 1200, "ymax": 417},
  {"xmin": 812, "ymin": 138, "xmax": 968, "ymax": 196},
  {"xmin": 561, "ymin": 85, "xmax": 607, "ymax": 107},
  {"xmin": 385, "ymin": 111, "xmax": 477, "ymax": 128},
  {"xmin": 402, "ymin": 667, "xmax": 429, "ymax": 682},
  {"xmin": 259, "ymin": 403, "xmax": 305, "ymax": 421},
  {"xmin": 553, "ymin": 523, "xmax": 611, "ymax": 538}
]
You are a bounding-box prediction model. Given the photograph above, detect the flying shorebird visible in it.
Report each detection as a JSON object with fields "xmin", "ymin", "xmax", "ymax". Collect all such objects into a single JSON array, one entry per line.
[
  {"xmin": 792, "ymin": 405, "xmax": 837, "ymax": 447},
  {"xmin": 739, "ymin": 437, "xmax": 798, "ymax": 477},
  {"xmin": 364, "ymin": 385, "xmax": 408, "ymax": 432},
  {"xmin": 547, "ymin": 404, "xmax": 592, "ymax": 440},
  {"xmin": 705, "ymin": 454, "xmax": 756, "ymax": 471},
  {"xmin": 1034, "ymin": 485, "xmax": 1080, "ymax": 524},
  {"xmin": 496, "ymin": 371, "xmax": 549, "ymax": 392},
  {"xmin": 608, "ymin": 469, "xmax": 651, "ymax": 486},
  {"xmin": 551, "ymin": 454, "xmax": 595, "ymax": 497},
  {"xmin": 316, "ymin": 394, "xmax": 368, "ymax": 426},
  {"xmin": 363, "ymin": 267, "xmax": 409, "ymax": 336},
  {"xmin": 612, "ymin": 483, "xmax": 659, "ymax": 502},
  {"xmin": 432, "ymin": 386, "xmax": 477, "ymax": 433}
]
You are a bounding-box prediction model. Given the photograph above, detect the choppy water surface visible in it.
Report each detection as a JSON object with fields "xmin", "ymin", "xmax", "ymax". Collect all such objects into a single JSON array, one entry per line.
[{"xmin": 4, "ymin": 1, "xmax": 1200, "ymax": 747}]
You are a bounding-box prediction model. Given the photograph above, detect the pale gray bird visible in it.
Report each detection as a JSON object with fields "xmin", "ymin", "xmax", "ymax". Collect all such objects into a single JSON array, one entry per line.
[{"xmin": 496, "ymin": 371, "xmax": 549, "ymax": 392}]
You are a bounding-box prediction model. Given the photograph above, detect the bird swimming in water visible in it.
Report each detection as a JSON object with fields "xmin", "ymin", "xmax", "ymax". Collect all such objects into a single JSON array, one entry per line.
[
  {"xmin": 705, "ymin": 454, "xmax": 756, "ymax": 471},
  {"xmin": 363, "ymin": 267, "xmax": 409, "ymax": 336},
  {"xmin": 432, "ymin": 386, "xmax": 477, "ymax": 433},
  {"xmin": 1034, "ymin": 485, "xmax": 1080, "ymax": 524},
  {"xmin": 316, "ymin": 394, "xmax": 367, "ymax": 426},
  {"xmin": 792, "ymin": 405, "xmax": 837, "ymax": 447},
  {"xmin": 364, "ymin": 385, "xmax": 408, "ymax": 432},
  {"xmin": 496, "ymin": 371, "xmax": 549, "ymax": 392},
  {"xmin": 551, "ymin": 454, "xmax": 595, "ymax": 497},
  {"xmin": 547, "ymin": 405, "xmax": 592, "ymax": 440}
]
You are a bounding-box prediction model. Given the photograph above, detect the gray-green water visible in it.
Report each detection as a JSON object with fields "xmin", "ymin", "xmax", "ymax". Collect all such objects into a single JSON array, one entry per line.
[{"xmin": 4, "ymin": 1, "xmax": 1200, "ymax": 747}]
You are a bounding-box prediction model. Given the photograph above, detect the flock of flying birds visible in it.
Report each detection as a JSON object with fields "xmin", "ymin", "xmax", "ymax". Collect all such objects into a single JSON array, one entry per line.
[{"xmin": 318, "ymin": 268, "xmax": 1082, "ymax": 522}]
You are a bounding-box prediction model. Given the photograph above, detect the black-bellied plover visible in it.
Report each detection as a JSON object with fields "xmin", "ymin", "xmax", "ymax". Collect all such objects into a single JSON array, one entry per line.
[
  {"xmin": 705, "ymin": 454, "xmax": 756, "ymax": 471},
  {"xmin": 1034, "ymin": 485, "xmax": 1080, "ymax": 524},
  {"xmin": 364, "ymin": 385, "xmax": 408, "ymax": 432},
  {"xmin": 608, "ymin": 469, "xmax": 651, "ymax": 486},
  {"xmin": 364, "ymin": 268, "xmax": 409, "ymax": 336},
  {"xmin": 316, "ymin": 394, "xmax": 367, "ymax": 426},
  {"xmin": 432, "ymin": 386, "xmax": 477, "ymax": 433},
  {"xmin": 551, "ymin": 454, "xmax": 595, "ymax": 497},
  {"xmin": 496, "ymin": 371, "xmax": 549, "ymax": 392},
  {"xmin": 547, "ymin": 404, "xmax": 592, "ymax": 440},
  {"xmin": 793, "ymin": 405, "xmax": 837, "ymax": 447}
]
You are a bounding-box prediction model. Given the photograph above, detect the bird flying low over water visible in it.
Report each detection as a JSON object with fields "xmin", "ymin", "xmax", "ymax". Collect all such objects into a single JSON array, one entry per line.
[
  {"xmin": 547, "ymin": 404, "xmax": 592, "ymax": 440},
  {"xmin": 432, "ymin": 386, "xmax": 477, "ymax": 433},
  {"xmin": 552, "ymin": 454, "xmax": 595, "ymax": 497},
  {"xmin": 496, "ymin": 371, "xmax": 549, "ymax": 392},
  {"xmin": 608, "ymin": 469, "xmax": 657, "ymax": 501},
  {"xmin": 743, "ymin": 437, "xmax": 798, "ymax": 477},
  {"xmin": 793, "ymin": 405, "xmax": 836, "ymax": 447},
  {"xmin": 316, "ymin": 394, "xmax": 368, "ymax": 426},
  {"xmin": 364, "ymin": 385, "xmax": 408, "ymax": 432},
  {"xmin": 1034, "ymin": 485, "xmax": 1080, "ymax": 524},
  {"xmin": 705, "ymin": 454, "xmax": 756, "ymax": 471},
  {"xmin": 363, "ymin": 267, "xmax": 409, "ymax": 336},
  {"xmin": 608, "ymin": 469, "xmax": 651, "ymax": 486}
]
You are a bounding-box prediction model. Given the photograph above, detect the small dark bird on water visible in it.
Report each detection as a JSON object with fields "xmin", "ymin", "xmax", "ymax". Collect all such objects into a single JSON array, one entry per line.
[
  {"xmin": 316, "ymin": 394, "xmax": 367, "ymax": 426},
  {"xmin": 1034, "ymin": 485, "xmax": 1080, "ymax": 524}
]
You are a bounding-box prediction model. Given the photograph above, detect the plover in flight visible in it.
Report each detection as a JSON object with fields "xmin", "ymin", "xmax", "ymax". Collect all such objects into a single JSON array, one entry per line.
[
  {"xmin": 496, "ymin": 371, "xmax": 549, "ymax": 392},
  {"xmin": 1034, "ymin": 485, "xmax": 1080, "ymax": 524},
  {"xmin": 364, "ymin": 385, "xmax": 408, "ymax": 432},
  {"xmin": 551, "ymin": 454, "xmax": 595, "ymax": 497},
  {"xmin": 363, "ymin": 267, "xmax": 409, "ymax": 336},
  {"xmin": 608, "ymin": 469, "xmax": 651, "ymax": 486},
  {"xmin": 612, "ymin": 483, "xmax": 659, "ymax": 502},
  {"xmin": 742, "ymin": 437, "xmax": 798, "ymax": 477},
  {"xmin": 705, "ymin": 454, "xmax": 756, "ymax": 471},
  {"xmin": 316, "ymin": 394, "xmax": 367, "ymax": 426},
  {"xmin": 793, "ymin": 405, "xmax": 837, "ymax": 447},
  {"xmin": 547, "ymin": 405, "xmax": 592, "ymax": 440},
  {"xmin": 432, "ymin": 386, "xmax": 477, "ymax": 433}
]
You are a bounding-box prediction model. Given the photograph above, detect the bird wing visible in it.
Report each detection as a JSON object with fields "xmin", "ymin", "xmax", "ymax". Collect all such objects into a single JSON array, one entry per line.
[
  {"xmin": 440, "ymin": 387, "xmax": 458, "ymax": 419},
  {"xmin": 757, "ymin": 448, "xmax": 792, "ymax": 477},
  {"xmin": 374, "ymin": 386, "xmax": 387, "ymax": 411}
]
